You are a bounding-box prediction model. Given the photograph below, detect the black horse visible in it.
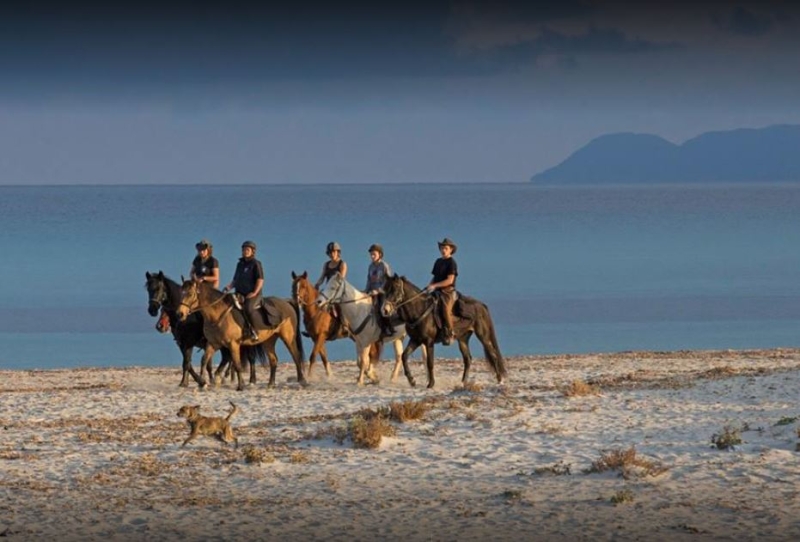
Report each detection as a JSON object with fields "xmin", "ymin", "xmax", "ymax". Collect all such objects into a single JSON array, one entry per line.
[
  {"xmin": 380, "ymin": 274, "xmax": 507, "ymax": 388},
  {"xmin": 145, "ymin": 271, "xmax": 264, "ymax": 388}
]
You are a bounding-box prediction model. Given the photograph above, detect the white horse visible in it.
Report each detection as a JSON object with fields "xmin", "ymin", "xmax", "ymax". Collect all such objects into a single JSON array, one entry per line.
[{"xmin": 316, "ymin": 272, "xmax": 417, "ymax": 386}]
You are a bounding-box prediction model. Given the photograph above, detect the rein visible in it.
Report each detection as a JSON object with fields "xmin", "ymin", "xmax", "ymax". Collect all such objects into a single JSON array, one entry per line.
[{"xmin": 179, "ymin": 288, "xmax": 234, "ymax": 319}]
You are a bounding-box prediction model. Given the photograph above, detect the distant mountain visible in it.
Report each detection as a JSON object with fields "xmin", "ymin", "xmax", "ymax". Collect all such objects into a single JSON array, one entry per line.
[{"xmin": 531, "ymin": 125, "xmax": 800, "ymax": 184}]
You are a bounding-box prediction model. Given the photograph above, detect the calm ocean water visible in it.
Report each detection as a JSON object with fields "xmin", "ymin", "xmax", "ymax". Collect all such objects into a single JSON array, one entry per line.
[{"xmin": 1, "ymin": 183, "xmax": 799, "ymax": 370}]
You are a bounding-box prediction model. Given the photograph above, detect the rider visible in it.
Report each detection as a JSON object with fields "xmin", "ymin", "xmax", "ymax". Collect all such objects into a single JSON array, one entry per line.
[
  {"xmin": 365, "ymin": 243, "xmax": 395, "ymax": 337},
  {"xmin": 190, "ymin": 239, "xmax": 220, "ymax": 289},
  {"xmin": 425, "ymin": 237, "xmax": 458, "ymax": 345},
  {"xmin": 314, "ymin": 241, "xmax": 349, "ymax": 336},
  {"xmin": 223, "ymin": 240, "xmax": 263, "ymax": 341},
  {"xmin": 314, "ymin": 241, "xmax": 348, "ymax": 289}
]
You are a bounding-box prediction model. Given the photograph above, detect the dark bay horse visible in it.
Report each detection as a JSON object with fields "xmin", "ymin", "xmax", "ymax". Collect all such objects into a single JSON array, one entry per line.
[
  {"xmin": 380, "ymin": 274, "xmax": 506, "ymax": 388},
  {"xmin": 291, "ymin": 270, "xmax": 356, "ymax": 378},
  {"xmin": 176, "ymin": 280, "xmax": 307, "ymax": 391},
  {"xmin": 146, "ymin": 271, "xmax": 227, "ymax": 387}
]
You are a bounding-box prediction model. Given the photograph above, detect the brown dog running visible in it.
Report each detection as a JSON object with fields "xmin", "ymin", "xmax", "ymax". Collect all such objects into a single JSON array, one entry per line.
[{"xmin": 177, "ymin": 401, "xmax": 239, "ymax": 448}]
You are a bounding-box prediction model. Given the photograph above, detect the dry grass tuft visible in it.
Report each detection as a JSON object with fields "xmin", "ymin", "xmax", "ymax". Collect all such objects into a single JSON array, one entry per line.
[
  {"xmin": 711, "ymin": 425, "xmax": 743, "ymax": 450},
  {"xmin": 561, "ymin": 379, "xmax": 600, "ymax": 397},
  {"xmin": 289, "ymin": 450, "xmax": 310, "ymax": 464},
  {"xmin": 241, "ymin": 445, "xmax": 275, "ymax": 465},
  {"xmin": 532, "ymin": 461, "xmax": 572, "ymax": 476},
  {"xmin": 349, "ymin": 415, "xmax": 396, "ymax": 449},
  {"xmin": 457, "ymin": 381, "xmax": 484, "ymax": 393},
  {"xmin": 610, "ymin": 488, "xmax": 635, "ymax": 505},
  {"xmin": 388, "ymin": 400, "xmax": 429, "ymax": 423},
  {"xmin": 584, "ymin": 446, "xmax": 667, "ymax": 478}
]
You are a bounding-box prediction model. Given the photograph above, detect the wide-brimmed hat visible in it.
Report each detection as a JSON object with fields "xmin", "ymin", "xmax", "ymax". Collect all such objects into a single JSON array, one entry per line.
[
  {"xmin": 367, "ymin": 243, "xmax": 383, "ymax": 257},
  {"xmin": 326, "ymin": 241, "xmax": 341, "ymax": 255},
  {"xmin": 195, "ymin": 239, "xmax": 212, "ymax": 250},
  {"xmin": 437, "ymin": 237, "xmax": 457, "ymax": 254},
  {"xmin": 241, "ymin": 240, "xmax": 257, "ymax": 251}
]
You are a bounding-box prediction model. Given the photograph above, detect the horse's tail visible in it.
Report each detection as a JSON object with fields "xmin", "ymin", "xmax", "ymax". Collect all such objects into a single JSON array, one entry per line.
[
  {"xmin": 241, "ymin": 343, "xmax": 268, "ymax": 367},
  {"xmin": 480, "ymin": 303, "xmax": 507, "ymax": 381},
  {"xmin": 288, "ymin": 298, "xmax": 305, "ymax": 361}
]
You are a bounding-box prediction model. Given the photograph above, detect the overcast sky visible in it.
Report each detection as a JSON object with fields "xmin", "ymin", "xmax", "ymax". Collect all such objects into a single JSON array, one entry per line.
[{"xmin": 1, "ymin": 0, "xmax": 799, "ymax": 184}]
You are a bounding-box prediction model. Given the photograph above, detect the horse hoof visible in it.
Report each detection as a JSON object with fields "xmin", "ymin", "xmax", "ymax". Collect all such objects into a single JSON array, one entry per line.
[
  {"xmin": 409, "ymin": 379, "xmax": 416, "ymax": 388},
  {"xmin": 427, "ymin": 382, "xmax": 435, "ymax": 389}
]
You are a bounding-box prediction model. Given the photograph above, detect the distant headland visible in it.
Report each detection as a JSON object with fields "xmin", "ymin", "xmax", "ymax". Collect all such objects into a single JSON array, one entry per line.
[{"xmin": 531, "ymin": 124, "xmax": 800, "ymax": 184}]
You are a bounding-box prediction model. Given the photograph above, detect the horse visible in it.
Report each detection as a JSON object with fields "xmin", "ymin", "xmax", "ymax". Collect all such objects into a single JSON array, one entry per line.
[
  {"xmin": 380, "ymin": 274, "xmax": 506, "ymax": 389},
  {"xmin": 291, "ymin": 270, "xmax": 352, "ymax": 378},
  {"xmin": 145, "ymin": 271, "xmax": 237, "ymax": 387},
  {"xmin": 315, "ymin": 272, "xmax": 413, "ymax": 386},
  {"xmin": 176, "ymin": 280, "xmax": 307, "ymax": 391}
]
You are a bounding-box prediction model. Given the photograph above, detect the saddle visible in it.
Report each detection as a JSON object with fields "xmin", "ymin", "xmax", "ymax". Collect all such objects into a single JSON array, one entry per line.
[
  {"xmin": 233, "ymin": 295, "xmax": 285, "ymax": 332},
  {"xmin": 430, "ymin": 291, "xmax": 478, "ymax": 331}
]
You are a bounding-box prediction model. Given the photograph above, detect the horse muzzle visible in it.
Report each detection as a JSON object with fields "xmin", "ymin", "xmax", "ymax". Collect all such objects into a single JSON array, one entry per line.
[
  {"xmin": 148, "ymin": 302, "xmax": 160, "ymax": 317},
  {"xmin": 175, "ymin": 305, "xmax": 190, "ymax": 322},
  {"xmin": 381, "ymin": 300, "xmax": 395, "ymax": 317}
]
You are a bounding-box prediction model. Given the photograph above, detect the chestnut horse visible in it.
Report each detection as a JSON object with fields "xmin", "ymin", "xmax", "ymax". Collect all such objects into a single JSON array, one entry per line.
[
  {"xmin": 380, "ymin": 274, "xmax": 506, "ymax": 388},
  {"xmin": 291, "ymin": 271, "xmax": 353, "ymax": 378},
  {"xmin": 176, "ymin": 280, "xmax": 307, "ymax": 390}
]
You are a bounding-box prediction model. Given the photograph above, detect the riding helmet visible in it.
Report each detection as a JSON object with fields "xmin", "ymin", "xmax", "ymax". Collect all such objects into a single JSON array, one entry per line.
[
  {"xmin": 195, "ymin": 239, "xmax": 212, "ymax": 250},
  {"xmin": 368, "ymin": 243, "xmax": 383, "ymax": 257},
  {"xmin": 241, "ymin": 240, "xmax": 257, "ymax": 251},
  {"xmin": 326, "ymin": 241, "xmax": 341, "ymax": 255}
]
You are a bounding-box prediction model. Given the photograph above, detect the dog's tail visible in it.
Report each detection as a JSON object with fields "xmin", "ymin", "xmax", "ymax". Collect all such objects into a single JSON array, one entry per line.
[{"xmin": 226, "ymin": 401, "xmax": 239, "ymax": 421}]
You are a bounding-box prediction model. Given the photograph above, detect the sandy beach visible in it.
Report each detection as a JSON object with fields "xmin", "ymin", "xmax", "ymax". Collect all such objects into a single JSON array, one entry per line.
[{"xmin": 1, "ymin": 348, "xmax": 799, "ymax": 541}]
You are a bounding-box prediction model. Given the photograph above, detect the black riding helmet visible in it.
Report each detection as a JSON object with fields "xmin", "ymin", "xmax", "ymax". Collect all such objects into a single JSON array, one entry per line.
[
  {"xmin": 326, "ymin": 241, "xmax": 341, "ymax": 255},
  {"xmin": 241, "ymin": 240, "xmax": 257, "ymax": 251}
]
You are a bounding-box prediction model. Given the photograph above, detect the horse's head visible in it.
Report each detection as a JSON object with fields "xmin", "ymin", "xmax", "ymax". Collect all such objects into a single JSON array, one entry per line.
[
  {"xmin": 176, "ymin": 280, "xmax": 199, "ymax": 322},
  {"xmin": 315, "ymin": 272, "xmax": 345, "ymax": 309},
  {"xmin": 380, "ymin": 274, "xmax": 404, "ymax": 317},
  {"xmin": 291, "ymin": 270, "xmax": 314, "ymax": 306},
  {"xmin": 155, "ymin": 307, "xmax": 171, "ymax": 333},
  {"xmin": 145, "ymin": 271, "xmax": 168, "ymax": 317}
]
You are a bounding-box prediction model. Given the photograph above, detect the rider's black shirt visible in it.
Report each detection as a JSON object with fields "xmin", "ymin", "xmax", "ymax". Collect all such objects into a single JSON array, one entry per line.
[
  {"xmin": 232, "ymin": 257, "xmax": 264, "ymax": 295},
  {"xmin": 191, "ymin": 255, "xmax": 219, "ymax": 280},
  {"xmin": 431, "ymin": 257, "xmax": 458, "ymax": 288}
]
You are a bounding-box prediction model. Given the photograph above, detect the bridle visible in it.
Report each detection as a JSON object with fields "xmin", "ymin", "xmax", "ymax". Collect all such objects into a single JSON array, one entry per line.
[
  {"xmin": 178, "ymin": 282, "xmax": 233, "ymax": 318},
  {"xmin": 147, "ymin": 279, "xmax": 169, "ymax": 315},
  {"xmin": 384, "ymin": 278, "xmax": 434, "ymax": 329}
]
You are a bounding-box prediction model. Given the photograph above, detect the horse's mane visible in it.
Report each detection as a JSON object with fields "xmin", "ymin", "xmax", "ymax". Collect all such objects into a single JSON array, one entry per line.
[{"xmin": 397, "ymin": 275, "xmax": 423, "ymax": 294}]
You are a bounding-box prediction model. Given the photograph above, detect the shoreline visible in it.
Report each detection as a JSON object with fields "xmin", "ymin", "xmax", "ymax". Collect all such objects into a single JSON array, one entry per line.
[{"xmin": 2, "ymin": 347, "xmax": 800, "ymax": 541}]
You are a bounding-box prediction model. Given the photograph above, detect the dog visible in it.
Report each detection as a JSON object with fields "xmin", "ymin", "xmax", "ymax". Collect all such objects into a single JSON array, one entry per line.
[{"xmin": 177, "ymin": 401, "xmax": 239, "ymax": 448}]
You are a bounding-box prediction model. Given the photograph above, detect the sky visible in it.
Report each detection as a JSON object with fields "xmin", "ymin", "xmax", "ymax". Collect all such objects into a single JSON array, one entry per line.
[{"xmin": 1, "ymin": 0, "xmax": 800, "ymax": 185}]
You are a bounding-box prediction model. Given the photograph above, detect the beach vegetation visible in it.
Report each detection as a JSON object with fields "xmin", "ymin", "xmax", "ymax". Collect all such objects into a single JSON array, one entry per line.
[
  {"xmin": 610, "ymin": 488, "xmax": 635, "ymax": 505},
  {"xmin": 584, "ymin": 446, "xmax": 667, "ymax": 478},
  {"xmin": 561, "ymin": 379, "xmax": 600, "ymax": 397},
  {"xmin": 774, "ymin": 416, "xmax": 798, "ymax": 426},
  {"xmin": 241, "ymin": 445, "xmax": 275, "ymax": 465},
  {"xmin": 531, "ymin": 461, "xmax": 572, "ymax": 476},
  {"xmin": 711, "ymin": 425, "xmax": 742, "ymax": 450},
  {"xmin": 349, "ymin": 414, "xmax": 396, "ymax": 449},
  {"xmin": 388, "ymin": 399, "xmax": 430, "ymax": 422}
]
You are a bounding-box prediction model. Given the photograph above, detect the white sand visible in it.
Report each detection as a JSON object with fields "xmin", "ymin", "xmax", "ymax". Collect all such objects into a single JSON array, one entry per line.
[{"xmin": 1, "ymin": 348, "xmax": 799, "ymax": 541}]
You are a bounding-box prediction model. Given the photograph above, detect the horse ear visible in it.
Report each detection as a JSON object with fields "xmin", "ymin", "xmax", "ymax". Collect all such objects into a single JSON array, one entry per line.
[
  {"xmin": 291, "ymin": 271, "xmax": 297, "ymax": 279},
  {"xmin": 158, "ymin": 271, "xmax": 164, "ymax": 279},
  {"xmin": 181, "ymin": 274, "xmax": 185, "ymax": 283},
  {"xmin": 302, "ymin": 271, "xmax": 308, "ymax": 279},
  {"xmin": 146, "ymin": 271, "xmax": 151, "ymax": 279}
]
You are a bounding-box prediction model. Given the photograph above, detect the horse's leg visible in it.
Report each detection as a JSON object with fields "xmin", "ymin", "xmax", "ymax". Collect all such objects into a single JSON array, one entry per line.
[
  {"xmin": 308, "ymin": 334, "xmax": 324, "ymax": 379},
  {"xmin": 390, "ymin": 338, "xmax": 404, "ymax": 382},
  {"xmin": 401, "ymin": 340, "xmax": 420, "ymax": 388},
  {"xmin": 457, "ymin": 332, "xmax": 473, "ymax": 383},
  {"xmin": 320, "ymin": 342, "xmax": 333, "ymax": 378},
  {"xmin": 229, "ymin": 342, "xmax": 245, "ymax": 391},
  {"xmin": 356, "ymin": 343, "xmax": 372, "ymax": 386},
  {"xmin": 248, "ymin": 347, "xmax": 258, "ymax": 385},
  {"xmin": 367, "ymin": 341, "xmax": 381, "ymax": 383},
  {"xmin": 425, "ymin": 340, "xmax": 436, "ymax": 389},
  {"xmin": 266, "ymin": 339, "xmax": 279, "ymax": 388},
  {"xmin": 199, "ymin": 345, "xmax": 216, "ymax": 389},
  {"xmin": 287, "ymin": 325, "xmax": 308, "ymax": 387},
  {"xmin": 214, "ymin": 349, "xmax": 229, "ymax": 386},
  {"xmin": 180, "ymin": 345, "xmax": 200, "ymax": 387}
]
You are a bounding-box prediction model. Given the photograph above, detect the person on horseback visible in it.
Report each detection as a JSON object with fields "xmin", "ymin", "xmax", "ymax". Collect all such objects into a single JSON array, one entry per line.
[
  {"xmin": 314, "ymin": 241, "xmax": 348, "ymax": 289},
  {"xmin": 222, "ymin": 240, "xmax": 263, "ymax": 341},
  {"xmin": 365, "ymin": 243, "xmax": 395, "ymax": 337},
  {"xmin": 190, "ymin": 239, "xmax": 220, "ymax": 289},
  {"xmin": 425, "ymin": 237, "xmax": 458, "ymax": 345},
  {"xmin": 314, "ymin": 241, "xmax": 349, "ymax": 336}
]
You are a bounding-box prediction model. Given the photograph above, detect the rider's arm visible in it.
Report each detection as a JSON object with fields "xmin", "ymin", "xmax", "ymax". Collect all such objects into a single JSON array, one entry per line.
[{"xmin": 339, "ymin": 261, "xmax": 348, "ymax": 280}]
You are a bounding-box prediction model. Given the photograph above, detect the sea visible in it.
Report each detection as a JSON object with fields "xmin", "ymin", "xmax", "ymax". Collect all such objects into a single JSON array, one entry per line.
[{"xmin": 1, "ymin": 182, "xmax": 799, "ymax": 370}]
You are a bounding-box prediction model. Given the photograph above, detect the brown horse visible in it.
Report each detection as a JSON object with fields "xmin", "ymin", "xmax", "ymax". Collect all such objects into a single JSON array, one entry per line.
[
  {"xmin": 291, "ymin": 271, "xmax": 353, "ymax": 378},
  {"xmin": 380, "ymin": 274, "xmax": 506, "ymax": 388},
  {"xmin": 176, "ymin": 280, "xmax": 307, "ymax": 391}
]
